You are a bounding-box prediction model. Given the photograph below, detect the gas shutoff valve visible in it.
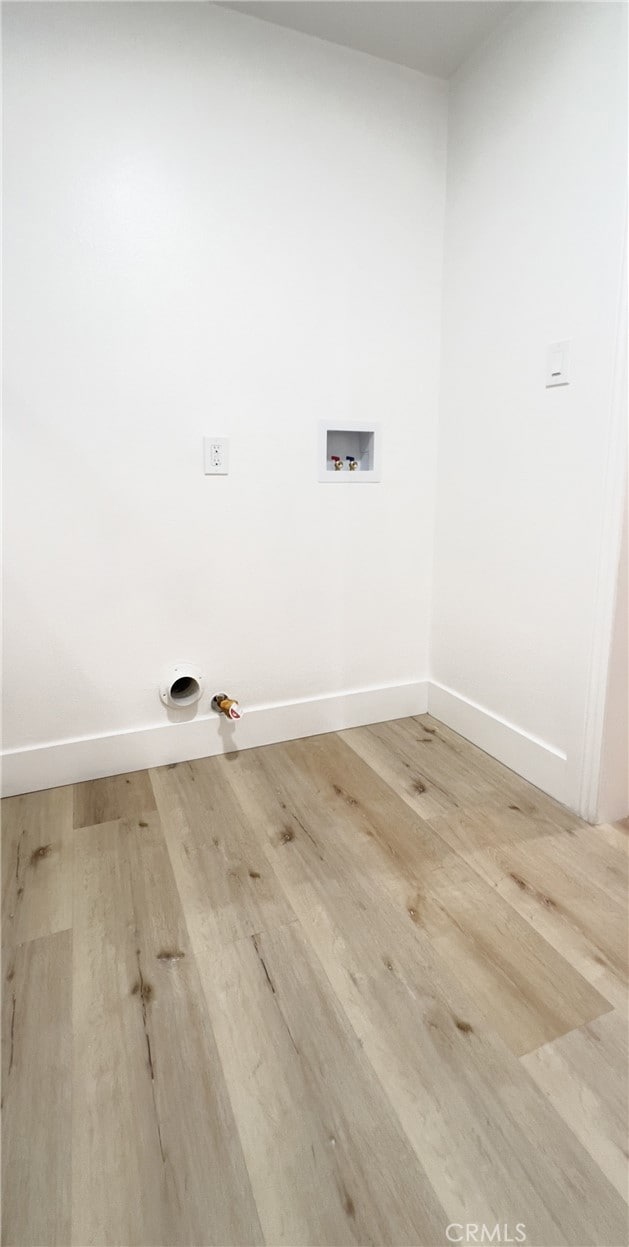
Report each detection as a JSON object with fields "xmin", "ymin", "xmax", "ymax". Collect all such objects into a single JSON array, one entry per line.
[{"xmin": 212, "ymin": 694, "xmax": 242, "ymax": 721}]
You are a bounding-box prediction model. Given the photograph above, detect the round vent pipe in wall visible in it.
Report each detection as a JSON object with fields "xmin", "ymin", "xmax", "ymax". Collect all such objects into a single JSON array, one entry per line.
[{"xmin": 160, "ymin": 664, "xmax": 204, "ymax": 709}]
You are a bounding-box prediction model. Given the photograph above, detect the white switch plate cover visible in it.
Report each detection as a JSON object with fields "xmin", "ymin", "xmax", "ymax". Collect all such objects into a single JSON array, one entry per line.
[
  {"xmin": 203, "ymin": 437, "xmax": 229, "ymax": 475},
  {"xmin": 546, "ymin": 340, "xmax": 571, "ymax": 387}
]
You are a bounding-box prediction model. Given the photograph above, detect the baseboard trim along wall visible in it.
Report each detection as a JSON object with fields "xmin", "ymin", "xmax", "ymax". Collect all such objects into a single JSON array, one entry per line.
[
  {"xmin": 428, "ymin": 681, "xmax": 569, "ymax": 807},
  {"xmin": 1, "ymin": 680, "xmax": 572, "ymax": 805},
  {"xmin": 1, "ymin": 681, "xmax": 430, "ymax": 797}
]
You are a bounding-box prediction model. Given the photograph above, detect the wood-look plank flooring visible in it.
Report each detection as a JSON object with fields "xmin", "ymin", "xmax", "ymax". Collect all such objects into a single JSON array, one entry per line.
[{"xmin": 2, "ymin": 715, "xmax": 627, "ymax": 1246}]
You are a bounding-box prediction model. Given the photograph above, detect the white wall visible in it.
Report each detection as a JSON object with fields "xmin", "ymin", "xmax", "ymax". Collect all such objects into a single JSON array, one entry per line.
[
  {"xmin": 431, "ymin": 1, "xmax": 627, "ymax": 809},
  {"xmin": 2, "ymin": 2, "xmax": 447, "ymax": 788},
  {"xmin": 4, "ymin": 2, "xmax": 626, "ymax": 809},
  {"xmin": 597, "ymin": 492, "xmax": 629, "ymax": 823}
]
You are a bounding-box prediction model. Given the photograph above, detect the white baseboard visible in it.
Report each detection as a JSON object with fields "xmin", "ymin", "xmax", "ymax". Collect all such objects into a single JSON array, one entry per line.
[
  {"xmin": 1, "ymin": 681, "xmax": 429, "ymax": 797},
  {"xmin": 427, "ymin": 681, "xmax": 569, "ymax": 807},
  {"xmin": 0, "ymin": 679, "xmax": 571, "ymax": 808}
]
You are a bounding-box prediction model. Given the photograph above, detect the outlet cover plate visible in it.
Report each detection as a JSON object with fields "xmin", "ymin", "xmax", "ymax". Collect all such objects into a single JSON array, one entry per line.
[{"xmin": 204, "ymin": 437, "xmax": 229, "ymax": 475}]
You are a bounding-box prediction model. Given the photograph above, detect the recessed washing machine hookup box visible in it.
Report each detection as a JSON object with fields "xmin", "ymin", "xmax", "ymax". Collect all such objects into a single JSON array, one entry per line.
[{"xmin": 318, "ymin": 421, "xmax": 381, "ymax": 482}]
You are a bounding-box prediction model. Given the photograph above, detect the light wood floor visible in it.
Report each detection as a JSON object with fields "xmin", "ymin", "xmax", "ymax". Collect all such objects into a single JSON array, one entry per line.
[{"xmin": 2, "ymin": 715, "xmax": 628, "ymax": 1246}]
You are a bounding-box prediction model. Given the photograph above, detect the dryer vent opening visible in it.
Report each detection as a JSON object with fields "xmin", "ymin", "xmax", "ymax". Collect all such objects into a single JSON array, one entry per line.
[
  {"xmin": 160, "ymin": 666, "xmax": 204, "ymax": 710},
  {"xmin": 169, "ymin": 676, "xmax": 199, "ymax": 703}
]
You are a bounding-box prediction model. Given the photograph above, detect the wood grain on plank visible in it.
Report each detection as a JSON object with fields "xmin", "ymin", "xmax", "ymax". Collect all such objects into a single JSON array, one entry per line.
[
  {"xmin": 73, "ymin": 768, "xmax": 156, "ymax": 828},
  {"xmin": 2, "ymin": 715, "xmax": 627, "ymax": 1247},
  {"xmin": 219, "ymin": 742, "xmax": 628, "ymax": 1245},
  {"xmin": 409, "ymin": 715, "xmax": 584, "ymax": 832},
  {"xmin": 2, "ymin": 930, "xmax": 72, "ymax": 1247},
  {"xmin": 150, "ymin": 758, "xmax": 296, "ymax": 949},
  {"xmin": 200, "ymin": 920, "xmax": 446, "ymax": 1246},
  {"xmin": 521, "ymin": 1009, "xmax": 629, "ymax": 1203},
  {"xmin": 2, "ymin": 786, "xmax": 73, "ymax": 948},
  {"xmin": 340, "ymin": 718, "xmax": 468, "ymax": 819},
  {"xmin": 247, "ymin": 734, "xmax": 610, "ymax": 1056},
  {"xmin": 72, "ymin": 813, "xmax": 262, "ymax": 1247},
  {"xmin": 468, "ymin": 828, "xmax": 629, "ymax": 1007},
  {"xmin": 412, "ymin": 854, "xmax": 612, "ymax": 1055}
]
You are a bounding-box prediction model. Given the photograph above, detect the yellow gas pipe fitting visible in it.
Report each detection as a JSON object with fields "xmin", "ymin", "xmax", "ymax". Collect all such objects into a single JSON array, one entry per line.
[{"xmin": 213, "ymin": 693, "xmax": 242, "ymax": 721}]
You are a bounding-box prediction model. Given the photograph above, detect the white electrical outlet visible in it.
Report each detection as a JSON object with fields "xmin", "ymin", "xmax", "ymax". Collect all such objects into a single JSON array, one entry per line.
[{"xmin": 203, "ymin": 437, "xmax": 229, "ymax": 475}]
